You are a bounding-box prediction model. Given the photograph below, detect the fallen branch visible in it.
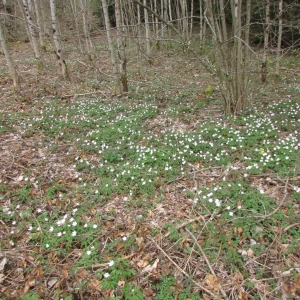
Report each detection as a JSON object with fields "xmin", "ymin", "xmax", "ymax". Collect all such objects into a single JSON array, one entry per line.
[
  {"xmin": 149, "ymin": 236, "xmax": 218, "ymax": 298},
  {"xmin": 162, "ymin": 214, "xmax": 208, "ymax": 239},
  {"xmin": 61, "ymin": 91, "xmax": 108, "ymax": 99},
  {"xmin": 167, "ymin": 166, "xmax": 224, "ymax": 184},
  {"xmin": 78, "ymin": 252, "xmax": 136, "ymax": 270},
  {"xmin": 186, "ymin": 228, "xmax": 227, "ymax": 298},
  {"xmin": 283, "ymin": 223, "xmax": 300, "ymax": 232}
]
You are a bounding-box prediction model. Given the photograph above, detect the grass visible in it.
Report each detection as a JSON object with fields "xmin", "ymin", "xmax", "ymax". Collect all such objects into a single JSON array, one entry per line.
[{"xmin": 0, "ymin": 43, "xmax": 300, "ymax": 299}]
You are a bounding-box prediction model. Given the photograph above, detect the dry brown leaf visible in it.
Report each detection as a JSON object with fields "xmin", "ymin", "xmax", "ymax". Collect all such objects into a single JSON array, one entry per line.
[
  {"xmin": 233, "ymin": 270, "xmax": 244, "ymax": 285},
  {"xmin": 295, "ymin": 273, "xmax": 300, "ymax": 288},
  {"xmin": 24, "ymin": 278, "xmax": 36, "ymax": 294},
  {"xmin": 0, "ymin": 273, "xmax": 5, "ymax": 284},
  {"xmin": 179, "ymin": 237, "xmax": 191, "ymax": 249},
  {"xmin": 282, "ymin": 280, "xmax": 297, "ymax": 295},
  {"xmin": 142, "ymin": 258, "xmax": 159, "ymax": 273},
  {"xmin": 144, "ymin": 287, "xmax": 154, "ymax": 297},
  {"xmin": 247, "ymin": 248, "xmax": 254, "ymax": 257},
  {"xmin": 118, "ymin": 280, "xmax": 125, "ymax": 287},
  {"xmin": 77, "ymin": 268, "xmax": 87, "ymax": 279},
  {"xmin": 137, "ymin": 259, "xmax": 149, "ymax": 268},
  {"xmin": 34, "ymin": 267, "xmax": 44, "ymax": 279},
  {"xmin": 205, "ymin": 274, "xmax": 220, "ymax": 291},
  {"xmin": 88, "ymin": 279, "xmax": 102, "ymax": 292},
  {"xmin": 135, "ymin": 236, "xmax": 144, "ymax": 249},
  {"xmin": 48, "ymin": 252, "xmax": 58, "ymax": 263},
  {"xmin": 148, "ymin": 210, "xmax": 154, "ymax": 218},
  {"xmin": 238, "ymin": 289, "xmax": 248, "ymax": 300},
  {"xmin": 61, "ymin": 267, "xmax": 69, "ymax": 279},
  {"xmin": 47, "ymin": 277, "xmax": 59, "ymax": 289},
  {"xmin": 0, "ymin": 257, "xmax": 7, "ymax": 272}
]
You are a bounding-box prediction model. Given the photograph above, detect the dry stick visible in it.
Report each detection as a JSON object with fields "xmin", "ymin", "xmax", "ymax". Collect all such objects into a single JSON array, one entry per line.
[
  {"xmin": 162, "ymin": 214, "xmax": 208, "ymax": 239},
  {"xmin": 167, "ymin": 166, "xmax": 224, "ymax": 184},
  {"xmin": 78, "ymin": 252, "xmax": 136, "ymax": 270},
  {"xmin": 259, "ymin": 177, "xmax": 289, "ymax": 221},
  {"xmin": 186, "ymin": 228, "xmax": 227, "ymax": 299},
  {"xmin": 62, "ymin": 91, "xmax": 108, "ymax": 99},
  {"xmin": 283, "ymin": 223, "xmax": 300, "ymax": 232},
  {"xmin": 149, "ymin": 236, "xmax": 217, "ymax": 298},
  {"xmin": 76, "ymin": 59, "xmax": 112, "ymax": 77}
]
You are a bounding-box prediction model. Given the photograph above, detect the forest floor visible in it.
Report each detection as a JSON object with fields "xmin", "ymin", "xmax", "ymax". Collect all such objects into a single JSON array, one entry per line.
[{"xmin": 0, "ymin": 40, "xmax": 300, "ymax": 300}]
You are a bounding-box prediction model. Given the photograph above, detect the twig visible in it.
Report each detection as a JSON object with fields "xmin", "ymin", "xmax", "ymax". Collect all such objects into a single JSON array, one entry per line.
[
  {"xmin": 149, "ymin": 236, "xmax": 218, "ymax": 298},
  {"xmin": 162, "ymin": 214, "xmax": 208, "ymax": 239},
  {"xmin": 78, "ymin": 252, "xmax": 136, "ymax": 270},
  {"xmin": 283, "ymin": 223, "xmax": 300, "ymax": 232},
  {"xmin": 259, "ymin": 178, "xmax": 289, "ymax": 221},
  {"xmin": 186, "ymin": 228, "xmax": 227, "ymax": 299},
  {"xmin": 167, "ymin": 166, "xmax": 224, "ymax": 184},
  {"xmin": 61, "ymin": 91, "xmax": 108, "ymax": 99}
]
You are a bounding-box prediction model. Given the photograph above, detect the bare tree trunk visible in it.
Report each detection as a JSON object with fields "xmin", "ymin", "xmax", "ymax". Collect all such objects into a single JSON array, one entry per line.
[
  {"xmin": 17, "ymin": 0, "xmax": 32, "ymax": 44},
  {"xmin": 0, "ymin": 20, "xmax": 20, "ymax": 90},
  {"xmin": 205, "ymin": 0, "xmax": 234, "ymax": 114},
  {"xmin": 80, "ymin": 0, "xmax": 93, "ymax": 53},
  {"xmin": 70, "ymin": 0, "xmax": 83, "ymax": 54},
  {"xmin": 22, "ymin": 0, "xmax": 42, "ymax": 65},
  {"xmin": 102, "ymin": 0, "xmax": 121, "ymax": 94},
  {"xmin": 179, "ymin": 0, "xmax": 188, "ymax": 40},
  {"xmin": 115, "ymin": 0, "xmax": 128, "ymax": 92},
  {"xmin": 168, "ymin": 0, "xmax": 172, "ymax": 23},
  {"xmin": 49, "ymin": 0, "xmax": 68, "ymax": 79},
  {"xmin": 189, "ymin": 0, "xmax": 193, "ymax": 39},
  {"xmin": 276, "ymin": 0, "xmax": 283, "ymax": 75},
  {"xmin": 33, "ymin": 0, "xmax": 45, "ymax": 50},
  {"xmin": 154, "ymin": 0, "xmax": 160, "ymax": 49},
  {"xmin": 162, "ymin": 0, "xmax": 168, "ymax": 37},
  {"xmin": 219, "ymin": 0, "xmax": 227, "ymax": 42},
  {"xmin": 143, "ymin": 0, "xmax": 152, "ymax": 63},
  {"xmin": 136, "ymin": 3, "xmax": 143, "ymax": 76},
  {"xmin": 232, "ymin": 0, "xmax": 243, "ymax": 112},
  {"xmin": 261, "ymin": 0, "xmax": 270, "ymax": 83},
  {"xmin": 199, "ymin": 0, "xmax": 206, "ymax": 50},
  {"xmin": 244, "ymin": 0, "xmax": 251, "ymax": 88}
]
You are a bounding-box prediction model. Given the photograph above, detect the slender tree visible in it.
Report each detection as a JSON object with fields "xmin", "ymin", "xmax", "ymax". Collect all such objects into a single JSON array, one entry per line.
[
  {"xmin": 102, "ymin": 0, "xmax": 121, "ymax": 94},
  {"xmin": 115, "ymin": 0, "xmax": 128, "ymax": 92},
  {"xmin": 199, "ymin": 0, "xmax": 206, "ymax": 50},
  {"xmin": 143, "ymin": 0, "xmax": 151, "ymax": 63},
  {"xmin": 276, "ymin": 0, "xmax": 283, "ymax": 75},
  {"xmin": 22, "ymin": 0, "xmax": 42, "ymax": 65},
  {"xmin": 70, "ymin": 0, "xmax": 83, "ymax": 53},
  {"xmin": 50, "ymin": 0, "xmax": 68, "ymax": 79},
  {"xmin": 33, "ymin": 0, "xmax": 45, "ymax": 50},
  {"xmin": 80, "ymin": 0, "xmax": 93, "ymax": 53},
  {"xmin": 244, "ymin": 0, "xmax": 252, "ymax": 88},
  {"xmin": 231, "ymin": 0, "xmax": 243, "ymax": 111},
  {"xmin": 0, "ymin": 20, "xmax": 20, "ymax": 90},
  {"xmin": 261, "ymin": 0, "xmax": 270, "ymax": 83}
]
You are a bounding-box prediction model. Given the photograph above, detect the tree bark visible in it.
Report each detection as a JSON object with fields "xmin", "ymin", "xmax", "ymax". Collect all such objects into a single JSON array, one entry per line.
[
  {"xmin": 232, "ymin": 0, "xmax": 243, "ymax": 112},
  {"xmin": 0, "ymin": 20, "xmax": 20, "ymax": 90},
  {"xmin": 244, "ymin": 0, "xmax": 251, "ymax": 88},
  {"xmin": 261, "ymin": 0, "xmax": 270, "ymax": 83},
  {"xmin": 49, "ymin": 0, "xmax": 68, "ymax": 79},
  {"xmin": 22, "ymin": 0, "xmax": 42, "ymax": 64},
  {"xmin": 276, "ymin": 0, "xmax": 283, "ymax": 75},
  {"xmin": 33, "ymin": 0, "xmax": 45, "ymax": 50},
  {"xmin": 79, "ymin": 0, "xmax": 93, "ymax": 53},
  {"xmin": 143, "ymin": 0, "xmax": 152, "ymax": 64},
  {"xmin": 115, "ymin": 0, "xmax": 128, "ymax": 92},
  {"xmin": 102, "ymin": 0, "xmax": 121, "ymax": 94}
]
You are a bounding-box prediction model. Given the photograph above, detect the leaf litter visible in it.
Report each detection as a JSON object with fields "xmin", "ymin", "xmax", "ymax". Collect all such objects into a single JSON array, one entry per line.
[{"xmin": 0, "ymin": 42, "xmax": 300, "ymax": 299}]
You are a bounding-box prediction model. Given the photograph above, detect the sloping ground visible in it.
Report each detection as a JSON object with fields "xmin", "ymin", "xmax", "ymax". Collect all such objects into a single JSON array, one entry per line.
[{"xmin": 1, "ymin": 42, "xmax": 300, "ymax": 300}]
